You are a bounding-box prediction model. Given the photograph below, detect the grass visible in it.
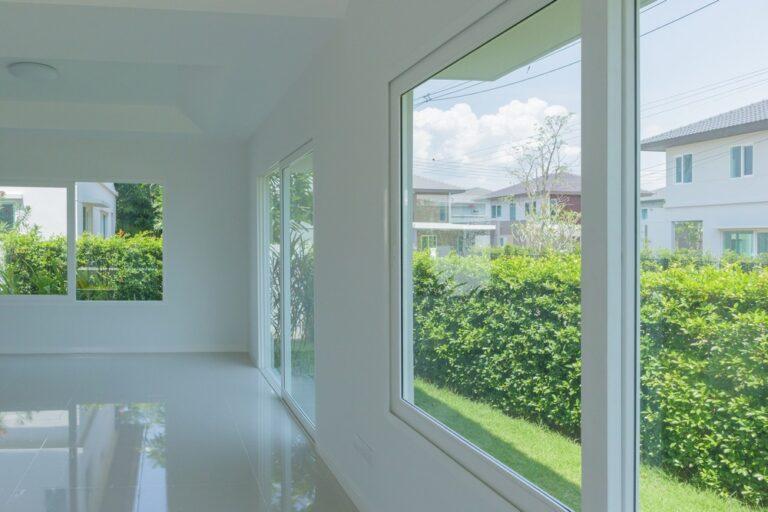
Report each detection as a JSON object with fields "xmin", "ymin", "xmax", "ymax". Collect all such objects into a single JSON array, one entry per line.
[{"xmin": 414, "ymin": 379, "xmax": 764, "ymax": 512}]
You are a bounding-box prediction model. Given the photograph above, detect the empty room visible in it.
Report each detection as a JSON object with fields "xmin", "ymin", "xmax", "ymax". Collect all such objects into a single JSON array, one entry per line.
[{"xmin": 1, "ymin": 0, "xmax": 766, "ymax": 511}]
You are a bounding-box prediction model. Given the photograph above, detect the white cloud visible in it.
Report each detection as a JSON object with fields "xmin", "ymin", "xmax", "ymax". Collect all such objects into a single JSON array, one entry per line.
[{"xmin": 413, "ymin": 98, "xmax": 580, "ymax": 188}]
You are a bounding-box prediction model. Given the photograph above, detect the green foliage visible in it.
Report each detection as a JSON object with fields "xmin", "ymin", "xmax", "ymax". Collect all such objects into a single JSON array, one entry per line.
[
  {"xmin": 115, "ymin": 183, "xmax": 163, "ymax": 236},
  {"xmin": 0, "ymin": 230, "xmax": 162, "ymax": 300},
  {"xmin": 0, "ymin": 230, "xmax": 67, "ymax": 295},
  {"xmin": 77, "ymin": 233, "xmax": 163, "ymax": 300},
  {"xmin": 413, "ymin": 251, "xmax": 768, "ymax": 507}
]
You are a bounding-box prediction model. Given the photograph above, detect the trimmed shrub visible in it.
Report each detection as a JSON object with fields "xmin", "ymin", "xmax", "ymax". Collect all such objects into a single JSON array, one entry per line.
[
  {"xmin": 0, "ymin": 230, "xmax": 67, "ymax": 295},
  {"xmin": 413, "ymin": 251, "xmax": 768, "ymax": 506}
]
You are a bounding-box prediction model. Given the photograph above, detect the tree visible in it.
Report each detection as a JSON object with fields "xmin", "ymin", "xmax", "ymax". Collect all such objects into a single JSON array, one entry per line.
[
  {"xmin": 115, "ymin": 183, "xmax": 163, "ymax": 236},
  {"xmin": 508, "ymin": 113, "xmax": 581, "ymax": 253}
]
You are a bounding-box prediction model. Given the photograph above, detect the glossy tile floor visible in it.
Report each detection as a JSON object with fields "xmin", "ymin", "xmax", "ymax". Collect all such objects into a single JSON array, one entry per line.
[{"xmin": 0, "ymin": 353, "xmax": 357, "ymax": 512}]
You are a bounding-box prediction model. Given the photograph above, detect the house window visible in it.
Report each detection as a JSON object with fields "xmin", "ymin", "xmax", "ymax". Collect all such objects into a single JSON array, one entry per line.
[
  {"xmin": 723, "ymin": 231, "xmax": 753, "ymax": 256},
  {"xmin": 100, "ymin": 211, "xmax": 109, "ymax": 238},
  {"xmin": 730, "ymin": 145, "xmax": 754, "ymax": 178},
  {"xmin": 641, "ymin": 208, "xmax": 648, "ymax": 220},
  {"xmin": 0, "ymin": 186, "xmax": 68, "ymax": 296},
  {"xmin": 396, "ymin": 1, "xmax": 582, "ymax": 507},
  {"xmin": 509, "ymin": 203, "xmax": 516, "ymax": 221},
  {"xmin": 82, "ymin": 205, "xmax": 93, "ymax": 233},
  {"xmin": 419, "ymin": 234, "xmax": 437, "ymax": 250},
  {"xmin": 675, "ymin": 154, "xmax": 693, "ymax": 183},
  {"xmin": 76, "ymin": 183, "xmax": 163, "ymax": 301},
  {"xmin": 0, "ymin": 202, "xmax": 15, "ymax": 229},
  {"xmin": 673, "ymin": 221, "xmax": 702, "ymax": 251},
  {"xmin": 758, "ymin": 233, "xmax": 768, "ymax": 255},
  {"xmin": 439, "ymin": 205, "xmax": 448, "ymax": 222}
]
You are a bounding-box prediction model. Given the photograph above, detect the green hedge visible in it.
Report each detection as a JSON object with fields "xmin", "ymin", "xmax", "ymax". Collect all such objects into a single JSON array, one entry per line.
[
  {"xmin": 413, "ymin": 251, "xmax": 768, "ymax": 507},
  {"xmin": 0, "ymin": 231, "xmax": 162, "ymax": 300}
]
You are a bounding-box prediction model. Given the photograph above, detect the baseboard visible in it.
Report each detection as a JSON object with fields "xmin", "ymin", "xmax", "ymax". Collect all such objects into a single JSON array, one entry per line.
[{"xmin": 315, "ymin": 444, "xmax": 372, "ymax": 512}]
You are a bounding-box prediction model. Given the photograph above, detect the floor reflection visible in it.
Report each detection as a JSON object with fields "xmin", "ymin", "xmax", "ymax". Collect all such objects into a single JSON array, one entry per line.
[{"xmin": 0, "ymin": 354, "xmax": 356, "ymax": 512}]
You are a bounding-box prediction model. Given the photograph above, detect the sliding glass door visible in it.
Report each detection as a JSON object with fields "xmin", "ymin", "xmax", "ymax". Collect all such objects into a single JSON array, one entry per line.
[{"xmin": 263, "ymin": 147, "xmax": 316, "ymax": 430}]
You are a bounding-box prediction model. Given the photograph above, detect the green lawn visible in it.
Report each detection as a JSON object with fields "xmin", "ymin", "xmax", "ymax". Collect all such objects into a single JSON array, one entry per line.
[{"xmin": 414, "ymin": 379, "xmax": 763, "ymax": 512}]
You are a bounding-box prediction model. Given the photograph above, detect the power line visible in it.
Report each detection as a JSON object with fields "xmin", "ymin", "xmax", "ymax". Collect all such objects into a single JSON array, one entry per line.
[{"xmin": 640, "ymin": 0, "xmax": 719, "ymax": 37}]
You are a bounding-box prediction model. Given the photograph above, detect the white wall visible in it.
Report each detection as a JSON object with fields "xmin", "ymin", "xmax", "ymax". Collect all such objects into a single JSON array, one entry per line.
[
  {"xmin": 0, "ymin": 186, "xmax": 67, "ymax": 238},
  {"xmin": 0, "ymin": 133, "xmax": 249, "ymax": 354},
  {"xmin": 248, "ymin": 0, "xmax": 525, "ymax": 511}
]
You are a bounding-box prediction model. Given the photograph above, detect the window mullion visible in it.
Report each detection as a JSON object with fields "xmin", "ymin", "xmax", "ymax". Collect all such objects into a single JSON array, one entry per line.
[
  {"xmin": 280, "ymin": 166, "xmax": 292, "ymax": 394},
  {"xmin": 581, "ymin": 0, "xmax": 636, "ymax": 511}
]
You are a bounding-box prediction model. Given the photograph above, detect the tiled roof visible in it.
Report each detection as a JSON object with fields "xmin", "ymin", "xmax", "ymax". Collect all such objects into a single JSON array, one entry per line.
[
  {"xmin": 641, "ymin": 99, "xmax": 768, "ymax": 151},
  {"xmin": 413, "ymin": 175, "xmax": 465, "ymax": 193},
  {"xmin": 485, "ymin": 172, "xmax": 581, "ymax": 199}
]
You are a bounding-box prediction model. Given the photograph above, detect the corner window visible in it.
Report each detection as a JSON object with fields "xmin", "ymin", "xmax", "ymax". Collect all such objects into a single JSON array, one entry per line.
[
  {"xmin": 397, "ymin": 0, "xmax": 582, "ymax": 507},
  {"xmin": 731, "ymin": 145, "xmax": 754, "ymax": 178},
  {"xmin": 0, "ymin": 186, "xmax": 68, "ymax": 296},
  {"xmin": 76, "ymin": 183, "xmax": 163, "ymax": 301}
]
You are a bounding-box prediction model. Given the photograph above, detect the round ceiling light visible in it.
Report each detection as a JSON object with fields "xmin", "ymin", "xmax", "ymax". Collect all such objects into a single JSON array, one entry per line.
[{"xmin": 7, "ymin": 61, "xmax": 59, "ymax": 81}]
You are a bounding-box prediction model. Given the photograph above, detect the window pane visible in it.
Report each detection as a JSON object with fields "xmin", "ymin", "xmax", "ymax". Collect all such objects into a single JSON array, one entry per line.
[
  {"xmin": 744, "ymin": 145, "xmax": 754, "ymax": 175},
  {"xmin": 675, "ymin": 157, "xmax": 682, "ymax": 182},
  {"xmin": 288, "ymin": 154, "xmax": 315, "ymax": 424},
  {"xmin": 76, "ymin": 183, "xmax": 163, "ymax": 301},
  {"xmin": 683, "ymin": 154, "xmax": 693, "ymax": 182},
  {"xmin": 639, "ymin": 1, "xmax": 768, "ymax": 510},
  {"xmin": 731, "ymin": 146, "xmax": 742, "ymax": 177},
  {"xmin": 758, "ymin": 233, "xmax": 768, "ymax": 254},
  {"xmin": 403, "ymin": 0, "xmax": 581, "ymax": 507},
  {"xmin": 0, "ymin": 186, "xmax": 67, "ymax": 295},
  {"xmin": 268, "ymin": 171, "xmax": 282, "ymax": 375}
]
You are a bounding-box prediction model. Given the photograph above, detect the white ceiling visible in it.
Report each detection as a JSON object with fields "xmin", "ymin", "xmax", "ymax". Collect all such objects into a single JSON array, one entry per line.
[{"xmin": 0, "ymin": 0, "xmax": 348, "ymax": 139}]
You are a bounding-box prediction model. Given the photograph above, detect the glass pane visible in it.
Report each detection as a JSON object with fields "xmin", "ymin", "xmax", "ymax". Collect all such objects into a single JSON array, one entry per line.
[
  {"xmin": 0, "ymin": 186, "xmax": 67, "ymax": 295},
  {"xmin": 268, "ymin": 171, "xmax": 282, "ymax": 375},
  {"xmin": 744, "ymin": 146, "xmax": 754, "ymax": 175},
  {"xmin": 403, "ymin": 0, "xmax": 582, "ymax": 507},
  {"xmin": 683, "ymin": 154, "xmax": 693, "ymax": 182},
  {"xmin": 76, "ymin": 183, "xmax": 163, "ymax": 301},
  {"xmin": 758, "ymin": 233, "xmax": 768, "ymax": 254},
  {"xmin": 288, "ymin": 154, "xmax": 315, "ymax": 424},
  {"xmin": 639, "ymin": 0, "xmax": 768, "ymax": 510},
  {"xmin": 675, "ymin": 157, "xmax": 682, "ymax": 182},
  {"xmin": 731, "ymin": 146, "xmax": 742, "ymax": 177}
]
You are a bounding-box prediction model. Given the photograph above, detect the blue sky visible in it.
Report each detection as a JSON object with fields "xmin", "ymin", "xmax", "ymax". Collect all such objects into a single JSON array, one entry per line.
[{"xmin": 412, "ymin": 0, "xmax": 768, "ymax": 191}]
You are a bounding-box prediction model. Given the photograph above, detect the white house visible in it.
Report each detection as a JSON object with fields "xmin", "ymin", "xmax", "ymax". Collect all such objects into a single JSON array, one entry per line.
[
  {"xmin": 76, "ymin": 182, "xmax": 118, "ymax": 238},
  {"xmin": 641, "ymin": 99, "xmax": 768, "ymax": 258},
  {"xmin": 0, "ymin": 183, "xmax": 117, "ymax": 238}
]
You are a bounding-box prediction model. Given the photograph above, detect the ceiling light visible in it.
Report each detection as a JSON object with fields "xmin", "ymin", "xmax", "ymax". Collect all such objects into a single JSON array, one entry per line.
[{"xmin": 7, "ymin": 61, "xmax": 59, "ymax": 81}]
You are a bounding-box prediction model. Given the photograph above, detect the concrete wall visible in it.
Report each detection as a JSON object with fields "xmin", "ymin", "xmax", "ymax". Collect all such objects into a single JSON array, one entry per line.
[
  {"xmin": 0, "ymin": 133, "xmax": 249, "ymax": 354},
  {"xmin": 248, "ymin": 0, "xmax": 528, "ymax": 511}
]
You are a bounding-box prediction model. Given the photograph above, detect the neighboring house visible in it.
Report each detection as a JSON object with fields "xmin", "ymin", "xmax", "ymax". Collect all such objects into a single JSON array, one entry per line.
[
  {"xmin": 77, "ymin": 183, "xmax": 118, "ymax": 238},
  {"xmin": 641, "ymin": 99, "xmax": 768, "ymax": 258},
  {"xmin": 0, "ymin": 183, "xmax": 117, "ymax": 239},
  {"xmin": 483, "ymin": 172, "xmax": 582, "ymax": 246},
  {"xmin": 412, "ymin": 176, "xmax": 494, "ymax": 255}
]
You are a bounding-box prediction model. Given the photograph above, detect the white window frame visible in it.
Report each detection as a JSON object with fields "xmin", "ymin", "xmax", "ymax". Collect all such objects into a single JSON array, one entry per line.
[
  {"xmin": 730, "ymin": 145, "xmax": 755, "ymax": 178},
  {"xmin": 388, "ymin": 0, "xmax": 637, "ymax": 511},
  {"xmin": 257, "ymin": 141, "xmax": 317, "ymax": 439},
  {"xmin": 674, "ymin": 153, "xmax": 693, "ymax": 183}
]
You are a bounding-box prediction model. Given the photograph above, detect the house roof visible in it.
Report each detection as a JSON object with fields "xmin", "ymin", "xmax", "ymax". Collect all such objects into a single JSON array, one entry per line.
[
  {"xmin": 484, "ymin": 172, "xmax": 581, "ymax": 199},
  {"xmin": 450, "ymin": 187, "xmax": 491, "ymax": 203},
  {"xmin": 413, "ymin": 175, "xmax": 465, "ymax": 194},
  {"xmin": 641, "ymin": 99, "xmax": 768, "ymax": 151}
]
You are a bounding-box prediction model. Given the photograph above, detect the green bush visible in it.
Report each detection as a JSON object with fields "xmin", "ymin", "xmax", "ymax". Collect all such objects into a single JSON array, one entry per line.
[
  {"xmin": 413, "ymin": 251, "xmax": 768, "ymax": 507},
  {"xmin": 77, "ymin": 233, "xmax": 163, "ymax": 300},
  {"xmin": 0, "ymin": 231, "xmax": 162, "ymax": 300},
  {"xmin": 0, "ymin": 230, "xmax": 67, "ymax": 295}
]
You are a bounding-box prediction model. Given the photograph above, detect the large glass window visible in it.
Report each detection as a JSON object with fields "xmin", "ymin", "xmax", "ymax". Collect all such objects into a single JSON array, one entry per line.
[
  {"xmin": 639, "ymin": 0, "xmax": 768, "ymax": 510},
  {"xmin": 400, "ymin": 0, "xmax": 582, "ymax": 508},
  {"xmin": 262, "ymin": 150, "xmax": 316, "ymax": 429},
  {"xmin": 0, "ymin": 186, "xmax": 67, "ymax": 296},
  {"xmin": 75, "ymin": 183, "xmax": 163, "ymax": 301}
]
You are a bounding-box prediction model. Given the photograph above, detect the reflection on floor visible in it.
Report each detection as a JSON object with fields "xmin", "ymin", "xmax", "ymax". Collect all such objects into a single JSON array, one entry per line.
[{"xmin": 0, "ymin": 353, "xmax": 357, "ymax": 512}]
